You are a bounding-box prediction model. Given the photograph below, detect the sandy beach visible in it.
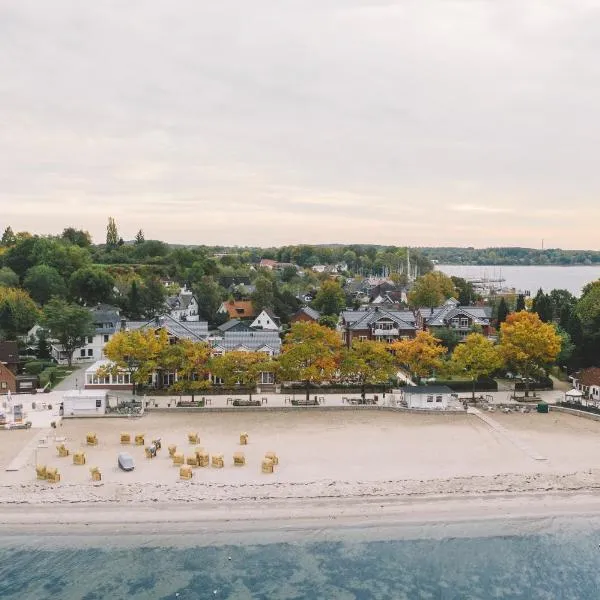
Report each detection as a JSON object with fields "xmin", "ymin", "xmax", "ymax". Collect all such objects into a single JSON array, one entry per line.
[{"xmin": 3, "ymin": 409, "xmax": 600, "ymax": 533}]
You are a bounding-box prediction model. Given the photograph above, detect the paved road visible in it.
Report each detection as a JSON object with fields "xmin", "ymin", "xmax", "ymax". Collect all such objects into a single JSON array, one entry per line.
[{"xmin": 53, "ymin": 364, "xmax": 88, "ymax": 391}]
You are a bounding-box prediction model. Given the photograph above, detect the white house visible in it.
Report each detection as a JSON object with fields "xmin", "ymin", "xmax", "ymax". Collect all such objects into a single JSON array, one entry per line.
[
  {"xmin": 397, "ymin": 385, "xmax": 454, "ymax": 410},
  {"xmin": 250, "ymin": 309, "xmax": 281, "ymax": 331},
  {"xmin": 165, "ymin": 286, "xmax": 199, "ymax": 322},
  {"xmin": 52, "ymin": 304, "xmax": 121, "ymax": 365}
]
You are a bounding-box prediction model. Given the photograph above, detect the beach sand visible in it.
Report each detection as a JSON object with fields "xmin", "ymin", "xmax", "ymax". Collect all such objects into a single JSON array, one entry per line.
[{"xmin": 3, "ymin": 410, "xmax": 600, "ymax": 531}]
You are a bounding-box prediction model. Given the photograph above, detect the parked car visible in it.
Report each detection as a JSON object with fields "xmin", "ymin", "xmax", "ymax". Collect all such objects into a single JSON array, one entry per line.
[{"xmin": 118, "ymin": 452, "xmax": 135, "ymax": 472}]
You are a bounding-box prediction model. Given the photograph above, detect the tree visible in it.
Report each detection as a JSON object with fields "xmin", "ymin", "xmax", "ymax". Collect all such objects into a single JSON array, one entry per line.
[
  {"xmin": 408, "ymin": 272, "xmax": 456, "ymax": 308},
  {"xmin": 103, "ymin": 328, "xmax": 170, "ymax": 394},
  {"xmin": 391, "ymin": 331, "xmax": 445, "ymax": 382},
  {"xmin": 106, "ymin": 217, "xmax": 119, "ymax": 248},
  {"xmin": 135, "ymin": 229, "xmax": 145, "ymax": 244},
  {"xmin": 497, "ymin": 297, "xmax": 509, "ymax": 325},
  {"xmin": 318, "ymin": 315, "xmax": 338, "ymax": 329},
  {"xmin": 515, "ymin": 294, "xmax": 526, "ymax": 312},
  {"xmin": 434, "ymin": 327, "xmax": 461, "ymax": 353},
  {"xmin": 340, "ymin": 340, "xmax": 396, "ymax": 400},
  {"xmin": 23, "ymin": 265, "xmax": 67, "ymax": 305},
  {"xmin": 279, "ymin": 322, "xmax": 343, "ymax": 401},
  {"xmin": 161, "ymin": 339, "xmax": 212, "ymax": 399},
  {"xmin": 69, "ymin": 266, "xmax": 115, "ymax": 306},
  {"xmin": 36, "ymin": 328, "xmax": 52, "ymax": 360},
  {"xmin": 252, "ymin": 276, "xmax": 275, "ymax": 311},
  {"xmin": 194, "ymin": 277, "xmax": 225, "ymax": 325},
  {"xmin": 450, "ymin": 333, "xmax": 503, "ymax": 400},
  {"xmin": 531, "ymin": 288, "xmax": 553, "ymax": 323},
  {"xmin": 312, "ymin": 280, "xmax": 346, "ymax": 316},
  {"xmin": 576, "ymin": 280, "xmax": 600, "ymax": 330},
  {"xmin": 0, "ymin": 267, "xmax": 19, "ymax": 288},
  {"xmin": 138, "ymin": 277, "xmax": 167, "ymax": 318},
  {"xmin": 1, "ymin": 226, "xmax": 16, "ymax": 247},
  {"xmin": 499, "ymin": 311, "xmax": 562, "ymax": 396},
  {"xmin": 61, "ymin": 227, "xmax": 92, "ymax": 247},
  {"xmin": 451, "ymin": 276, "xmax": 478, "ymax": 306},
  {"xmin": 209, "ymin": 351, "xmax": 270, "ymax": 400},
  {"xmin": 0, "ymin": 287, "xmax": 39, "ymax": 339},
  {"xmin": 43, "ymin": 298, "xmax": 95, "ymax": 366}
]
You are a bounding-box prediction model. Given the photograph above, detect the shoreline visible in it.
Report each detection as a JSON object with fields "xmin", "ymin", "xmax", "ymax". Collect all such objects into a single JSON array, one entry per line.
[{"xmin": 3, "ymin": 490, "xmax": 600, "ymax": 547}]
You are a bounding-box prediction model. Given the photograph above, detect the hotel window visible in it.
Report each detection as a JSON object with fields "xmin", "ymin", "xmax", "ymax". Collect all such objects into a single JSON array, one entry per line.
[
  {"xmin": 427, "ymin": 396, "xmax": 434, "ymax": 403},
  {"xmin": 451, "ymin": 317, "xmax": 459, "ymax": 328},
  {"xmin": 436, "ymin": 396, "xmax": 442, "ymax": 403},
  {"xmin": 104, "ymin": 335, "xmax": 109, "ymax": 343},
  {"xmin": 88, "ymin": 336, "xmax": 93, "ymax": 344},
  {"xmin": 460, "ymin": 318, "xmax": 469, "ymax": 328},
  {"xmin": 80, "ymin": 349, "xmax": 86, "ymax": 357},
  {"xmin": 88, "ymin": 349, "xmax": 93, "ymax": 357}
]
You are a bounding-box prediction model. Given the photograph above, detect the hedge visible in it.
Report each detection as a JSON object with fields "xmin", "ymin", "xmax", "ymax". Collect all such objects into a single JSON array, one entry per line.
[
  {"xmin": 39, "ymin": 367, "xmax": 58, "ymax": 388},
  {"xmin": 430, "ymin": 378, "xmax": 498, "ymax": 393},
  {"xmin": 24, "ymin": 360, "xmax": 54, "ymax": 376}
]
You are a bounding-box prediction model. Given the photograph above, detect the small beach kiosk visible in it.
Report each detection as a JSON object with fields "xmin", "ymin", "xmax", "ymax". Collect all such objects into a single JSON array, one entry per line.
[
  {"xmin": 62, "ymin": 390, "xmax": 107, "ymax": 418},
  {"xmin": 565, "ymin": 388, "xmax": 585, "ymax": 404},
  {"xmin": 399, "ymin": 385, "xmax": 453, "ymax": 410}
]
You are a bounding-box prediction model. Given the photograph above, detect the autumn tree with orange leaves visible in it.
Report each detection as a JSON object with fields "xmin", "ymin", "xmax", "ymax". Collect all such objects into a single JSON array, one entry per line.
[
  {"xmin": 499, "ymin": 311, "xmax": 561, "ymax": 396},
  {"xmin": 391, "ymin": 331, "xmax": 446, "ymax": 382}
]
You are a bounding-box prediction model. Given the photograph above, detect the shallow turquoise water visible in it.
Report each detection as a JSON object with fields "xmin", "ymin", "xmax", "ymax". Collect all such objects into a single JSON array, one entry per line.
[{"xmin": 2, "ymin": 527, "xmax": 600, "ymax": 599}]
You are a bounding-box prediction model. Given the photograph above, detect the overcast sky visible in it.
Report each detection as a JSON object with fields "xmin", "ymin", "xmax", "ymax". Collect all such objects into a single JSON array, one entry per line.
[{"xmin": 1, "ymin": 1, "xmax": 599, "ymax": 248}]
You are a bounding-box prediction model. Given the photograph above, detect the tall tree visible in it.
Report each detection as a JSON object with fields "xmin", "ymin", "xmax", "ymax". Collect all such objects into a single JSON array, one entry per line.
[
  {"xmin": 279, "ymin": 322, "xmax": 343, "ymax": 401},
  {"xmin": 1, "ymin": 226, "xmax": 16, "ymax": 247},
  {"xmin": 209, "ymin": 351, "xmax": 272, "ymax": 400},
  {"xmin": 391, "ymin": 331, "xmax": 445, "ymax": 382},
  {"xmin": 0, "ymin": 287, "xmax": 39, "ymax": 339},
  {"xmin": 499, "ymin": 311, "xmax": 562, "ymax": 396},
  {"xmin": 43, "ymin": 298, "xmax": 95, "ymax": 366},
  {"xmin": 138, "ymin": 277, "xmax": 167, "ymax": 318},
  {"xmin": 312, "ymin": 280, "xmax": 346, "ymax": 316},
  {"xmin": 106, "ymin": 217, "xmax": 119, "ymax": 248},
  {"xmin": 450, "ymin": 333, "xmax": 503, "ymax": 400},
  {"xmin": 23, "ymin": 264, "xmax": 67, "ymax": 305},
  {"xmin": 340, "ymin": 340, "xmax": 396, "ymax": 400},
  {"xmin": 515, "ymin": 294, "xmax": 526, "ymax": 312},
  {"xmin": 103, "ymin": 328, "xmax": 170, "ymax": 394},
  {"xmin": 433, "ymin": 327, "xmax": 462, "ymax": 353},
  {"xmin": 451, "ymin": 276, "xmax": 478, "ymax": 306},
  {"xmin": 252, "ymin": 276, "xmax": 275, "ymax": 311},
  {"xmin": 36, "ymin": 328, "xmax": 52, "ymax": 360},
  {"xmin": 496, "ymin": 297, "xmax": 509, "ymax": 325},
  {"xmin": 161, "ymin": 339, "xmax": 212, "ymax": 399},
  {"xmin": 408, "ymin": 272, "xmax": 456, "ymax": 308},
  {"xmin": 135, "ymin": 229, "xmax": 145, "ymax": 244},
  {"xmin": 531, "ymin": 288, "xmax": 553, "ymax": 323},
  {"xmin": 194, "ymin": 277, "xmax": 225, "ymax": 325},
  {"xmin": 69, "ymin": 266, "xmax": 115, "ymax": 306}
]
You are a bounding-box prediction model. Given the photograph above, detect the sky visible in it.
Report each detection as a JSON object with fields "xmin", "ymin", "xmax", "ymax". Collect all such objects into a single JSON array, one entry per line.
[{"xmin": 1, "ymin": 1, "xmax": 600, "ymax": 249}]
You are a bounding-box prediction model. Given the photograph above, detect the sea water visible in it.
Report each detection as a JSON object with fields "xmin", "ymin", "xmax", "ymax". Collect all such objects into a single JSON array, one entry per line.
[{"xmin": 2, "ymin": 523, "xmax": 600, "ymax": 599}]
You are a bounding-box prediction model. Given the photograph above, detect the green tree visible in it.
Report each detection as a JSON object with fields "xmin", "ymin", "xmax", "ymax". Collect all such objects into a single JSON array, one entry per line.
[
  {"xmin": 312, "ymin": 280, "xmax": 346, "ymax": 316},
  {"xmin": 106, "ymin": 217, "xmax": 119, "ymax": 248},
  {"xmin": 279, "ymin": 322, "xmax": 343, "ymax": 401},
  {"xmin": 194, "ymin": 277, "xmax": 225, "ymax": 326},
  {"xmin": 43, "ymin": 298, "xmax": 95, "ymax": 366},
  {"xmin": 23, "ymin": 265, "xmax": 67, "ymax": 305},
  {"xmin": 451, "ymin": 276, "xmax": 478, "ymax": 305},
  {"xmin": 408, "ymin": 272, "xmax": 456, "ymax": 308},
  {"xmin": 0, "ymin": 267, "xmax": 19, "ymax": 288},
  {"xmin": 138, "ymin": 278, "xmax": 167, "ymax": 318},
  {"xmin": 318, "ymin": 315, "xmax": 338, "ymax": 329},
  {"xmin": 340, "ymin": 340, "xmax": 396, "ymax": 400},
  {"xmin": 434, "ymin": 327, "xmax": 462, "ymax": 353},
  {"xmin": 496, "ymin": 297, "xmax": 509, "ymax": 325},
  {"xmin": 450, "ymin": 333, "xmax": 503, "ymax": 401},
  {"xmin": 36, "ymin": 328, "xmax": 52, "ymax": 360},
  {"xmin": 252, "ymin": 276, "xmax": 275, "ymax": 311},
  {"xmin": 531, "ymin": 289, "xmax": 553, "ymax": 323},
  {"xmin": 515, "ymin": 294, "xmax": 526, "ymax": 312},
  {"xmin": 69, "ymin": 266, "xmax": 115, "ymax": 306},
  {"xmin": 499, "ymin": 311, "xmax": 562, "ymax": 397},
  {"xmin": 135, "ymin": 229, "xmax": 145, "ymax": 244},
  {"xmin": 1, "ymin": 226, "xmax": 16, "ymax": 247},
  {"xmin": 61, "ymin": 227, "xmax": 92, "ymax": 247},
  {"xmin": 0, "ymin": 287, "xmax": 39, "ymax": 339}
]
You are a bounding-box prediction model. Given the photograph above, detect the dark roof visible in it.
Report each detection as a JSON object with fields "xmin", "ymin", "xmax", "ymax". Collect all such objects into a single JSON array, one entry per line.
[
  {"xmin": 0, "ymin": 341, "xmax": 19, "ymax": 364},
  {"xmin": 128, "ymin": 315, "xmax": 208, "ymax": 341},
  {"xmin": 576, "ymin": 367, "xmax": 600, "ymax": 387},
  {"xmin": 90, "ymin": 304, "xmax": 121, "ymax": 334},
  {"xmin": 403, "ymin": 385, "xmax": 454, "ymax": 395},
  {"xmin": 295, "ymin": 306, "xmax": 320, "ymax": 321},
  {"xmin": 342, "ymin": 308, "xmax": 416, "ymax": 331},
  {"xmin": 217, "ymin": 319, "xmax": 251, "ymax": 333}
]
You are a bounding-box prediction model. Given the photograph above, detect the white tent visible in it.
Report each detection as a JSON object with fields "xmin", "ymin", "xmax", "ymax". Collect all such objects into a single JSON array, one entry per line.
[{"xmin": 565, "ymin": 389, "xmax": 583, "ymax": 399}]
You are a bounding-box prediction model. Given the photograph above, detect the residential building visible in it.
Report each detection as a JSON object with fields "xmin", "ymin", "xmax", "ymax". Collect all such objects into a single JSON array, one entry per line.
[
  {"xmin": 0, "ymin": 341, "xmax": 19, "ymax": 375},
  {"xmin": 397, "ymin": 385, "xmax": 454, "ymax": 410},
  {"xmin": 165, "ymin": 286, "xmax": 199, "ymax": 322},
  {"xmin": 0, "ymin": 361, "xmax": 16, "ymax": 394},
  {"xmin": 217, "ymin": 299, "xmax": 256, "ymax": 320},
  {"xmin": 338, "ymin": 307, "xmax": 416, "ymax": 347},
  {"xmin": 259, "ymin": 258, "xmax": 278, "ymax": 270},
  {"xmin": 52, "ymin": 304, "xmax": 121, "ymax": 365},
  {"xmin": 84, "ymin": 360, "xmax": 134, "ymax": 391},
  {"xmin": 127, "ymin": 314, "xmax": 209, "ymax": 343},
  {"xmin": 290, "ymin": 306, "xmax": 321, "ymax": 324},
  {"xmin": 570, "ymin": 367, "xmax": 600, "ymax": 402},
  {"xmin": 250, "ymin": 309, "xmax": 281, "ymax": 331},
  {"xmin": 416, "ymin": 298, "xmax": 493, "ymax": 339}
]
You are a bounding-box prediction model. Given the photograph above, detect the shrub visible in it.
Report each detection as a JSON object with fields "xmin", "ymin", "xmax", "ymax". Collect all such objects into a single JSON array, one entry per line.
[
  {"xmin": 23, "ymin": 360, "xmax": 54, "ymax": 376},
  {"xmin": 428, "ymin": 378, "xmax": 498, "ymax": 393},
  {"xmin": 39, "ymin": 367, "xmax": 58, "ymax": 388}
]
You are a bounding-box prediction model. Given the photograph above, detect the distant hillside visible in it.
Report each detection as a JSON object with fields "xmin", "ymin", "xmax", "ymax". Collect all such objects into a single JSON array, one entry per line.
[{"xmin": 419, "ymin": 247, "xmax": 600, "ymax": 266}]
